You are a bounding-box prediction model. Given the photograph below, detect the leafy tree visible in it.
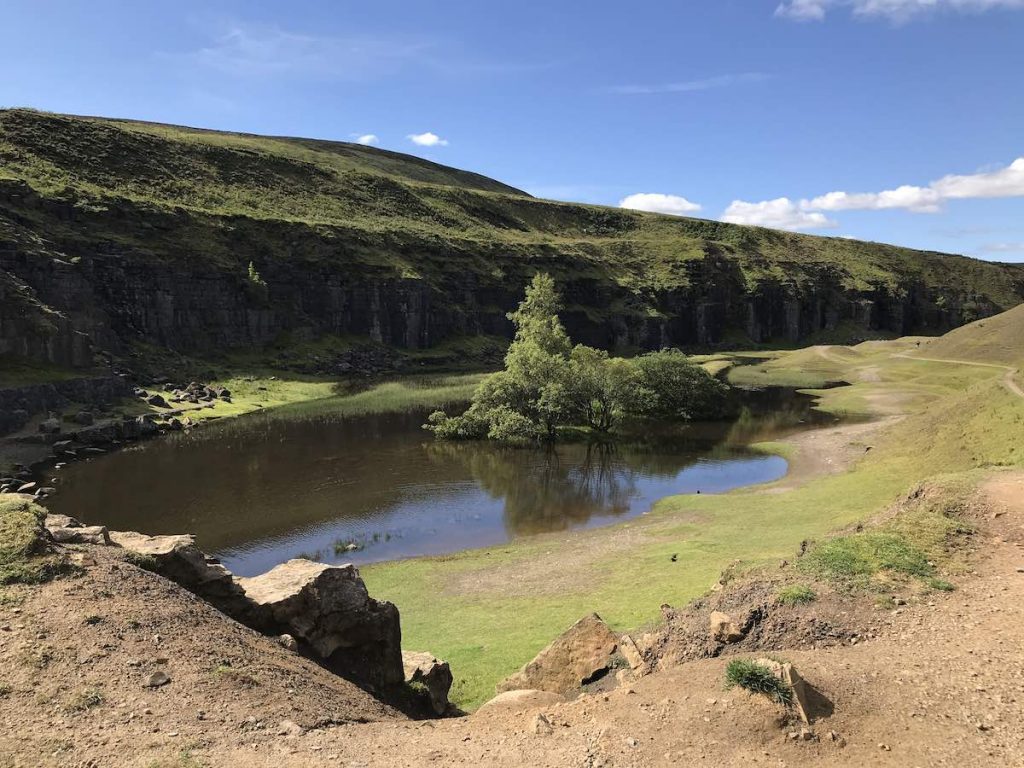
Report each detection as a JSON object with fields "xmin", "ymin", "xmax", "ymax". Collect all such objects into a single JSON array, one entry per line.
[
  {"xmin": 566, "ymin": 345, "xmax": 634, "ymax": 432},
  {"xmin": 629, "ymin": 349, "xmax": 729, "ymax": 421},
  {"xmin": 425, "ymin": 273, "xmax": 729, "ymax": 443}
]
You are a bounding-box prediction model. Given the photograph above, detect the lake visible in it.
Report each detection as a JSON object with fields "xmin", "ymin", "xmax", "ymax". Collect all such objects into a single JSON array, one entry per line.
[{"xmin": 48, "ymin": 387, "xmax": 834, "ymax": 576}]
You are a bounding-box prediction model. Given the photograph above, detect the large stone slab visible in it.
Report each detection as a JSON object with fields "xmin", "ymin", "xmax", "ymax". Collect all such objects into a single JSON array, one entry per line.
[
  {"xmin": 237, "ymin": 559, "xmax": 403, "ymax": 689},
  {"xmin": 475, "ymin": 689, "xmax": 566, "ymax": 716},
  {"xmin": 109, "ymin": 530, "xmax": 248, "ymax": 614},
  {"xmin": 497, "ymin": 613, "xmax": 619, "ymax": 695}
]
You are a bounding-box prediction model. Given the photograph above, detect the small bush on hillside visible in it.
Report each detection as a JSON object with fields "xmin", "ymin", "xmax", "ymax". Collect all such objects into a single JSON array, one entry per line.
[
  {"xmin": 724, "ymin": 659, "xmax": 792, "ymax": 705},
  {"xmin": 246, "ymin": 261, "xmax": 269, "ymax": 305},
  {"xmin": 776, "ymin": 584, "xmax": 816, "ymax": 605}
]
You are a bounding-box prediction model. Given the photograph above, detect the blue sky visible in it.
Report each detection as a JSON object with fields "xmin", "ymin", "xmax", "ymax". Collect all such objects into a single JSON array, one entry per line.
[{"xmin": 2, "ymin": 0, "xmax": 1023, "ymax": 261}]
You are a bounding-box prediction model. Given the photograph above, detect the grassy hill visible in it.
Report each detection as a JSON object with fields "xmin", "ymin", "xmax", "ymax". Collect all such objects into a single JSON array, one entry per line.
[
  {"xmin": 916, "ymin": 303, "xmax": 1024, "ymax": 367},
  {"xmin": 1, "ymin": 108, "xmax": 1023, "ymax": 372}
]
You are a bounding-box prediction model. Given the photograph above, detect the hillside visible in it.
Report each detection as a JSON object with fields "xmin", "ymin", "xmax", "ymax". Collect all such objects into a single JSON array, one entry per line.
[
  {"xmin": 2, "ymin": 108, "xmax": 1023, "ymax": 373},
  {"xmin": 916, "ymin": 302, "xmax": 1024, "ymax": 366}
]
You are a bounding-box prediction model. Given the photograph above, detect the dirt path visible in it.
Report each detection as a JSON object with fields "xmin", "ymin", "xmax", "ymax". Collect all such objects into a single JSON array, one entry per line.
[{"xmin": 896, "ymin": 353, "xmax": 1024, "ymax": 399}]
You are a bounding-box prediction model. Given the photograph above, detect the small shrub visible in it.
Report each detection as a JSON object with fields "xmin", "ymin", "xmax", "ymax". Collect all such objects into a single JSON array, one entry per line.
[
  {"xmin": 0, "ymin": 682, "xmax": 12, "ymax": 698},
  {"xmin": 777, "ymin": 584, "xmax": 816, "ymax": 605},
  {"xmin": 246, "ymin": 261, "xmax": 269, "ymax": 304},
  {"xmin": 212, "ymin": 664, "xmax": 260, "ymax": 688},
  {"xmin": 124, "ymin": 552, "xmax": 159, "ymax": 572},
  {"xmin": 83, "ymin": 614, "xmax": 104, "ymax": 626},
  {"xmin": 0, "ymin": 497, "xmax": 68, "ymax": 585},
  {"xmin": 67, "ymin": 686, "xmax": 104, "ymax": 712},
  {"xmin": 724, "ymin": 659, "xmax": 792, "ymax": 705},
  {"xmin": 927, "ymin": 577, "xmax": 955, "ymax": 592}
]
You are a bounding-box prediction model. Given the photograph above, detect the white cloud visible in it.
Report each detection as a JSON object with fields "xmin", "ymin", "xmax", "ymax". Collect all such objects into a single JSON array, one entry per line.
[
  {"xmin": 805, "ymin": 157, "xmax": 1024, "ymax": 213},
  {"xmin": 354, "ymin": 134, "xmax": 379, "ymax": 146},
  {"xmin": 776, "ymin": 0, "xmax": 1024, "ymax": 22},
  {"xmin": 606, "ymin": 73, "xmax": 769, "ymax": 96},
  {"xmin": 407, "ymin": 132, "xmax": 449, "ymax": 147},
  {"xmin": 776, "ymin": 0, "xmax": 829, "ymax": 20},
  {"xmin": 932, "ymin": 158, "xmax": 1024, "ymax": 199},
  {"xmin": 721, "ymin": 198, "xmax": 837, "ymax": 231},
  {"xmin": 184, "ymin": 24, "xmax": 428, "ymax": 79},
  {"xmin": 807, "ymin": 185, "xmax": 943, "ymax": 213},
  {"xmin": 619, "ymin": 193, "xmax": 702, "ymax": 216},
  {"xmin": 722, "ymin": 157, "xmax": 1024, "ymax": 232}
]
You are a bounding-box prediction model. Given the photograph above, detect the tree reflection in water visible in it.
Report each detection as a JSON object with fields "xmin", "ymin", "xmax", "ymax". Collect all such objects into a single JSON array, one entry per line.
[{"xmin": 426, "ymin": 440, "xmax": 671, "ymax": 537}]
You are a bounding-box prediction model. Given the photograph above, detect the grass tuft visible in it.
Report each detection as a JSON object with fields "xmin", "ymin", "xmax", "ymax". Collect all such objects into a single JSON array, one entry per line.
[
  {"xmin": 776, "ymin": 584, "xmax": 817, "ymax": 605},
  {"xmin": 724, "ymin": 659, "xmax": 793, "ymax": 705},
  {"xmin": 800, "ymin": 532, "xmax": 933, "ymax": 582},
  {"xmin": 66, "ymin": 686, "xmax": 105, "ymax": 712}
]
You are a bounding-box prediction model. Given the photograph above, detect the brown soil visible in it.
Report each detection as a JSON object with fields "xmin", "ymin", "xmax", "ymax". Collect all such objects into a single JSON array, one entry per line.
[{"xmin": 3, "ymin": 472, "xmax": 1023, "ymax": 767}]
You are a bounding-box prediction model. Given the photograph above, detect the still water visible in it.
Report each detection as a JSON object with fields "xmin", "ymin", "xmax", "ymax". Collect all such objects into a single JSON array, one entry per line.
[{"xmin": 49, "ymin": 388, "xmax": 833, "ymax": 576}]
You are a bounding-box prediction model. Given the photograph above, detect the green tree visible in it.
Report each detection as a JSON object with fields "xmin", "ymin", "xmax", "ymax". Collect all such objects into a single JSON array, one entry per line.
[
  {"xmin": 629, "ymin": 349, "xmax": 729, "ymax": 421},
  {"xmin": 425, "ymin": 275, "xmax": 729, "ymax": 444}
]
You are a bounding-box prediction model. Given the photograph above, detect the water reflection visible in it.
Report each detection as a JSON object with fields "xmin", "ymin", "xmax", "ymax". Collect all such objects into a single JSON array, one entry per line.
[{"xmin": 48, "ymin": 387, "xmax": 832, "ymax": 576}]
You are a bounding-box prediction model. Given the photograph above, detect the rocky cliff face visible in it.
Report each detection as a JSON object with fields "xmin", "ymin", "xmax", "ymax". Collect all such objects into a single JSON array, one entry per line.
[{"xmin": 2, "ymin": 111, "xmax": 1022, "ymax": 369}]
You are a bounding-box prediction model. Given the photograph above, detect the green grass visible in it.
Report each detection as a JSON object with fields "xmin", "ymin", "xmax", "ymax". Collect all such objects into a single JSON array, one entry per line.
[
  {"xmin": 724, "ymin": 659, "xmax": 793, "ymax": 705},
  {"xmin": 0, "ymin": 496, "xmax": 60, "ymax": 585},
  {"xmin": 362, "ymin": 338, "xmax": 1024, "ymax": 710},
  {"xmin": 801, "ymin": 533, "xmax": 933, "ymax": 581},
  {"xmin": 776, "ymin": 584, "xmax": 817, "ymax": 605},
  {"xmin": 0, "ymin": 356, "xmax": 84, "ymax": 388}
]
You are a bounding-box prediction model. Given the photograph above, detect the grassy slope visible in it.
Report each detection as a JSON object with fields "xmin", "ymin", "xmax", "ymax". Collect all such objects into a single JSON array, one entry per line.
[
  {"xmin": 363, "ymin": 316, "xmax": 1024, "ymax": 710},
  {"xmin": 2, "ymin": 109, "xmax": 1023, "ymax": 310},
  {"xmin": 914, "ymin": 303, "xmax": 1024, "ymax": 367}
]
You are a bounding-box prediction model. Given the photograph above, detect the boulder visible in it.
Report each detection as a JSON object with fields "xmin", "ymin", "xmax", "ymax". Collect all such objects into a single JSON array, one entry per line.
[
  {"xmin": 73, "ymin": 411, "xmax": 94, "ymax": 426},
  {"xmin": 710, "ymin": 611, "xmax": 745, "ymax": 643},
  {"xmin": 145, "ymin": 393, "xmax": 168, "ymax": 408},
  {"xmin": 403, "ymin": 651, "xmax": 453, "ymax": 715},
  {"xmin": 110, "ymin": 531, "xmax": 249, "ymax": 614},
  {"xmin": 143, "ymin": 670, "xmax": 170, "ymax": 688},
  {"xmin": 38, "ymin": 418, "xmax": 61, "ymax": 435},
  {"xmin": 475, "ymin": 689, "xmax": 566, "ymax": 716},
  {"xmin": 47, "ymin": 521, "xmax": 110, "ymax": 545},
  {"xmin": 237, "ymin": 559, "xmax": 403, "ymax": 689},
  {"xmin": 497, "ymin": 613, "xmax": 619, "ymax": 695},
  {"xmin": 619, "ymin": 633, "xmax": 647, "ymax": 672}
]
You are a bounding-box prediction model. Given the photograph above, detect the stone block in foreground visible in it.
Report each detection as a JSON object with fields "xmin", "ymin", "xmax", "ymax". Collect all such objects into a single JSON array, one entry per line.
[
  {"xmin": 238, "ymin": 559, "xmax": 403, "ymax": 689},
  {"xmin": 497, "ymin": 612, "xmax": 618, "ymax": 695},
  {"xmin": 403, "ymin": 650, "xmax": 453, "ymax": 715}
]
